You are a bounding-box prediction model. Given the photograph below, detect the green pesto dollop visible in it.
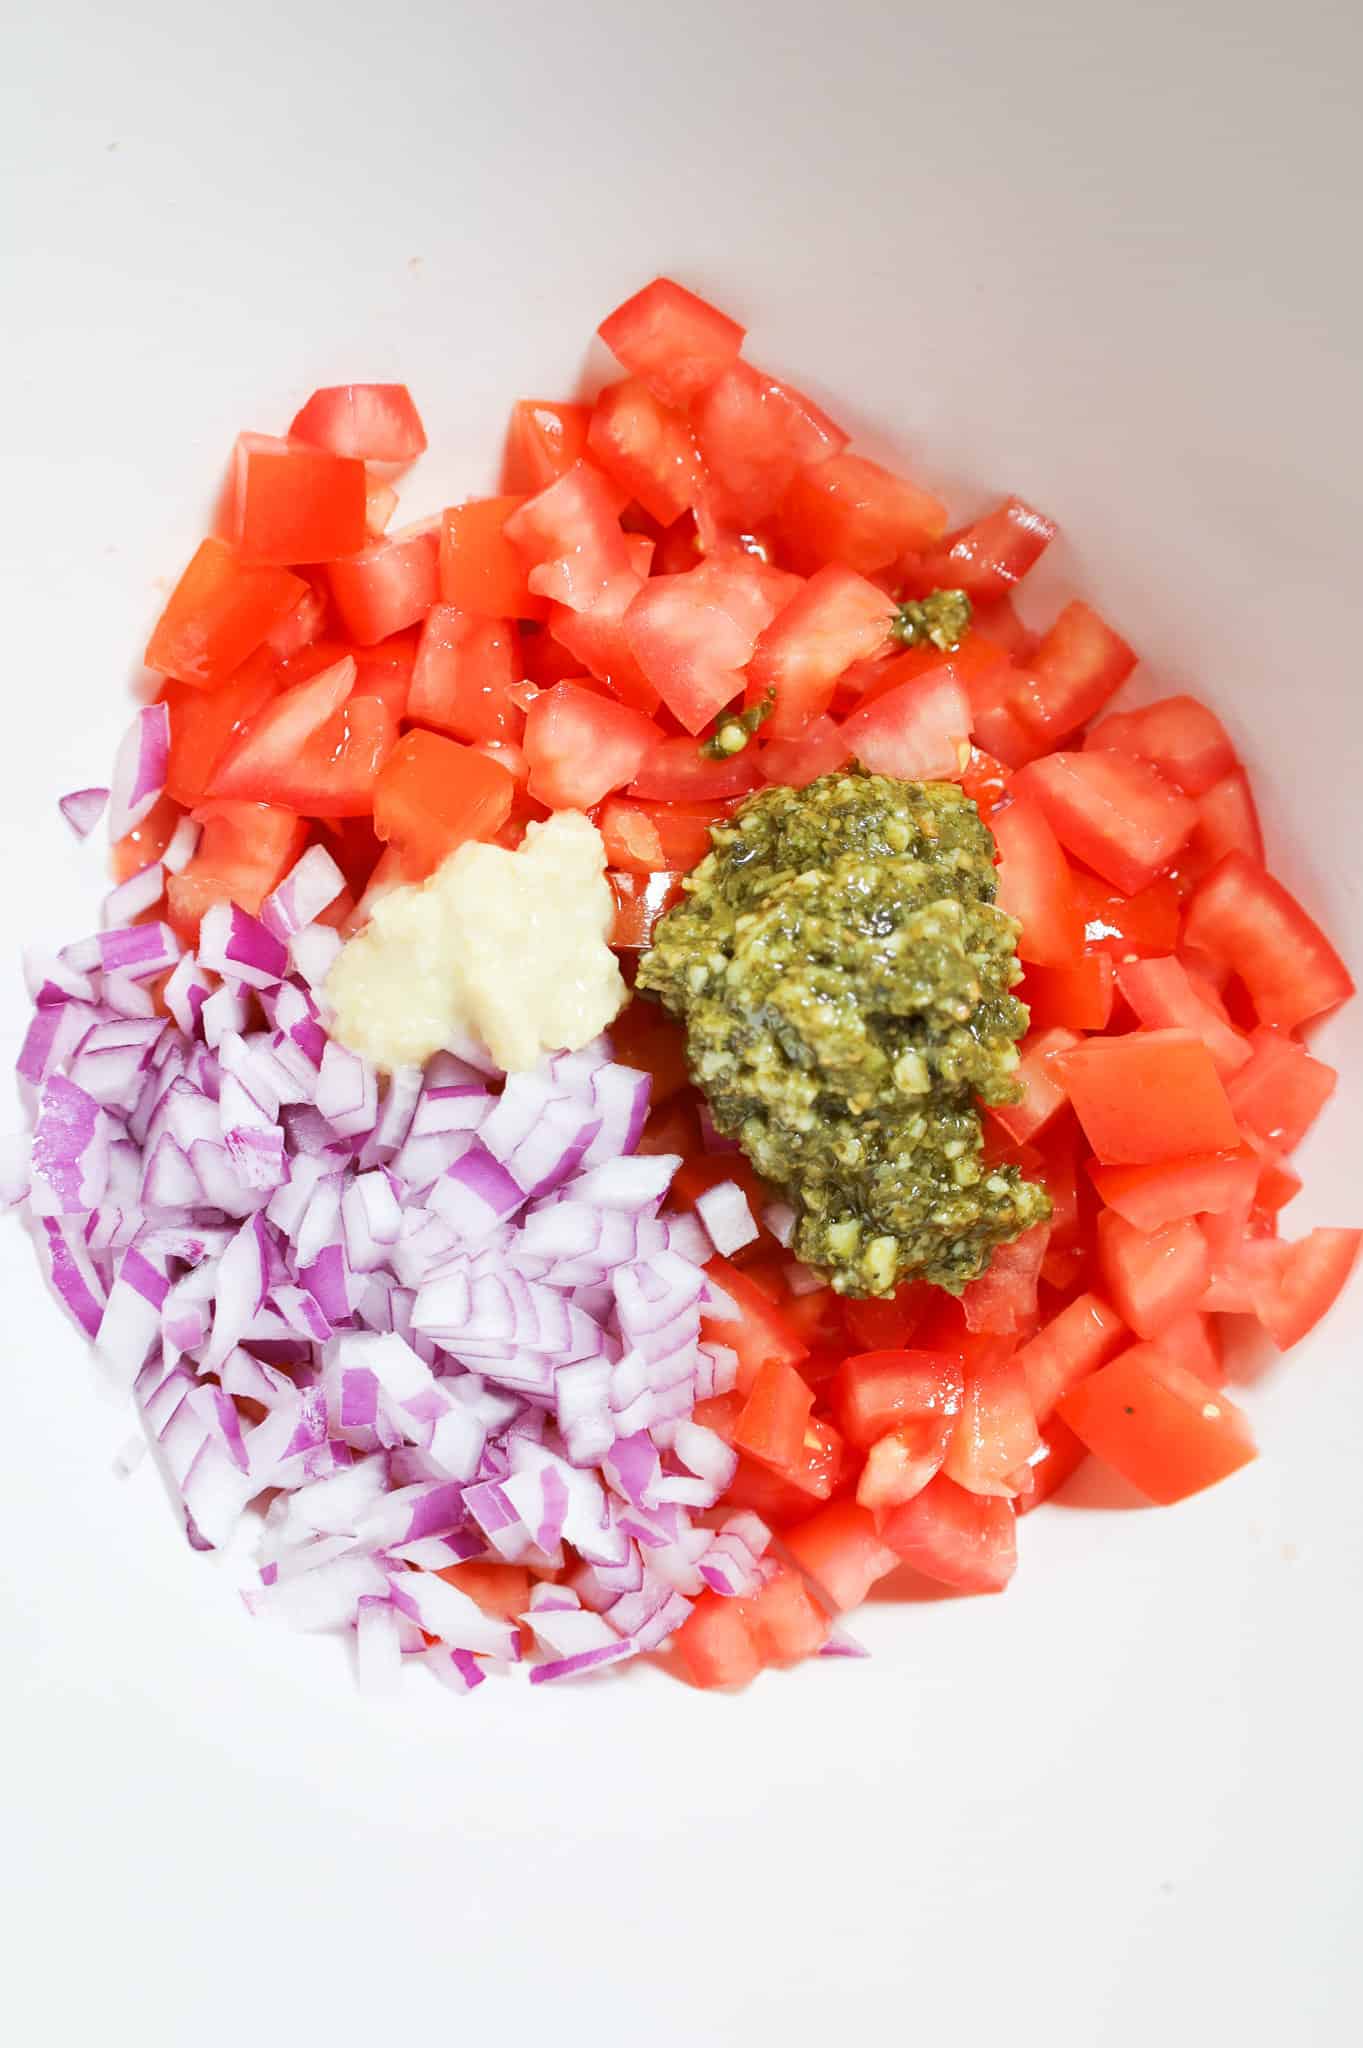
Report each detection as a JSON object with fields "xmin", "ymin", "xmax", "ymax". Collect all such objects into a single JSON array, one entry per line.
[
  {"xmin": 893, "ymin": 587, "xmax": 972, "ymax": 653},
  {"xmin": 636, "ymin": 770, "xmax": 1050, "ymax": 1297}
]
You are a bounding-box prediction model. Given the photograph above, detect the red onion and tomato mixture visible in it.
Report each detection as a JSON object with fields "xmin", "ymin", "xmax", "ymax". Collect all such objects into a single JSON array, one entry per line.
[{"xmin": 5, "ymin": 278, "xmax": 1358, "ymax": 1695}]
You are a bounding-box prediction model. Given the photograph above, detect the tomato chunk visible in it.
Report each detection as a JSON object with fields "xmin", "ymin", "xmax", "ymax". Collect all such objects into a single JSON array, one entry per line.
[
  {"xmin": 911, "ymin": 496, "xmax": 1056, "ymax": 604},
  {"xmin": 523, "ymin": 683, "xmax": 660, "ymax": 809},
  {"xmin": 693, "ymin": 360, "xmax": 847, "ymax": 528},
  {"xmin": 629, "ymin": 735, "xmax": 760, "ymax": 802},
  {"xmin": 372, "ymin": 729, "xmax": 514, "ymax": 876},
  {"xmin": 1096, "ymin": 1209, "xmax": 1212, "ymax": 1340},
  {"xmin": 1085, "ymin": 693, "xmax": 1235, "ymax": 798},
  {"xmin": 210, "ymin": 657, "xmax": 398, "ymax": 818},
  {"xmin": 597, "ymin": 797, "xmax": 720, "ymax": 875},
  {"xmin": 165, "ymin": 800, "xmax": 306, "ymax": 940},
  {"xmin": 1088, "ymin": 1148, "xmax": 1258, "ymax": 1234},
  {"xmin": 878, "ymin": 1473, "xmax": 1018, "ymax": 1593},
  {"xmin": 607, "ymin": 871, "xmax": 685, "ymax": 949},
  {"xmin": 832, "ymin": 1348, "xmax": 965, "ymax": 1452},
  {"xmin": 747, "ymin": 564, "xmax": 894, "ymax": 738},
  {"xmin": 326, "ymin": 523, "xmax": 440, "ymax": 646},
  {"xmin": 784, "ymin": 1501, "xmax": 900, "ymax": 1611},
  {"xmin": 988, "ymin": 1026, "xmax": 1080, "ymax": 1146},
  {"xmin": 992, "ymin": 794, "xmax": 1085, "ymax": 967},
  {"xmin": 1010, "ymin": 599, "xmax": 1136, "ymax": 742},
  {"xmin": 701, "ymin": 1255, "xmax": 809, "ymax": 1393},
  {"xmin": 839, "ymin": 667, "xmax": 972, "ymax": 782},
  {"xmin": 598, "ymin": 277, "xmax": 745, "ymax": 410},
  {"xmin": 1114, "ymin": 956, "xmax": 1250, "ymax": 1077},
  {"xmin": 232, "ymin": 435, "xmax": 368, "ymax": 566},
  {"xmin": 1248, "ymin": 1229, "xmax": 1361, "ymax": 1350},
  {"xmin": 941, "ymin": 1344, "xmax": 1040, "ymax": 1496},
  {"xmin": 1016, "ymin": 750, "xmax": 1196, "ymax": 895},
  {"xmin": 1015, "ymin": 1415, "xmax": 1088, "ymax": 1511},
  {"xmin": 407, "ymin": 604, "xmax": 523, "ymax": 743},
  {"xmin": 503, "ymin": 400, "xmax": 592, "ymax": 494},
  {"xmin": 1059, "ymin": 1346, "xmax": 1256, "ymax": 1504},
  {"xmin": 732, "ymin": 1359, "xmax": 817, "ymax": 1474},
  {"xmin": 1053, "ymin": 1030, "xmax": 1241, "ymax": 1164},
  {"xmin": 675, "ymin": 1590, "xmax": 764, "ymax": 1690},
  {"xmin": 145, "ymin": 539, "xmax": 306, "ymax": 689},
  {"xmin": 1186, "ymin": 768, "xmax": 1263, "ymax": 876},
  {"xmin": 1017, "ymin": 953, "xmax": 1115, "ymax": 1033},
  {"xmin": 288, "ymin": 384, "xmax": 427, "ymax": 463},
  {"xmin": 745, "ymin": 1565, "xmax": 830, "ymax": 1663},
  {"xmin": 163, "ymin": 664, "xmax": 280, "ymax": 808},
  {"xmin": 587, "ymin": 378, "xmax": 710, "ymax": 528},
  {"xmin": 625, "ymin": 554, "xmax": 787, "ymax": 733},
  {"xmin": 1182, "ymin": 853, "xmax": 1355, "ymax": 1030},
  {"xmin": 777, "ymin": 452, "xmax": 948, "ymax": 575},
  {"xmin": 1225, "ymin": 1028, "xmax": 1337, "ymax": 1152},
  {"xmin": 1071, "ymin": 871, "xmax": 1182, "ymax": 957},
  {"xmin": 1015, "ymin": 1292, "xmax": 1126, "ymax": 1423},
  {"xmin": 758, "ymin": 714, "xmax": 852, "ymax": 788},
  {"xmin": 439, "ymin": 496, "xmax": 548, "ymax": 621}
]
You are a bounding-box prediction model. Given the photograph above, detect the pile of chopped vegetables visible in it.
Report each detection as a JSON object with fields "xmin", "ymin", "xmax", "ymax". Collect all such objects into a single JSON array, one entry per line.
[{"xmin": 3, "ymin": 276, "xmax": 1358, "ymax": 1696}]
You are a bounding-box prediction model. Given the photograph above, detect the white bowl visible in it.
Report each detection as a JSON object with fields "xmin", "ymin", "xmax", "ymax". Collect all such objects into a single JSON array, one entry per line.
[{"xmin": 3, "ymin": 4, "xmax": 1360, "ymax": 2043}]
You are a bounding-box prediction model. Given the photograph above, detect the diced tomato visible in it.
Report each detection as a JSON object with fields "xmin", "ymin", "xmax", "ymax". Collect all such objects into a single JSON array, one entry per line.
[
  {"xmin": 910, "ymin": 496, "xmax": 1056, "ymax": 604},
  {"xmin": 756, "ymin": 714, "xmax": 852, "ymax": 788},
  {"xmin": 364, "ymin": 475, "xmax": 399, "ymax": 536},
  {"xmin": 1158, "ymin": 1312, "xmax": 1225, "ymax": 1388},
  {"xmin": 502, "ymin": 460, "xmax": 632, "ymax": 614},
  {"xmin": 326, "ymin": 522, "xmax": 439, "ymax": 645},
  {"xmin": 210, "ymin": 657, "xmax": 397, "ymax": 817},
  {"xmin": 841, "ymin": 1285, "xmax": 932, "ymax": 1355},
  {"xmin": 854, "ymin": 632, "xmax": 1009, "ymax": 715},
  {"xmin": 608, "ymin": 996, "xmax": 690, "ymax": 1101},
  {"xmin": 586, "ymin": 378, "xmax": 710, "ymax": 529},
  {"xmin": 1225, "ymin": 1027, "xmax": 1337, "ymax": 1152},
  {"xmin": 839, "ymin": 667, "xmax": 972, "ymax": 782},
  {"xmin": 832, "ymin": 1348, "xmax": 964, "ymax": 1452},
  {"xmin": 992, "ymin": 794, "xmax": 1085, "ymax": 967},
  {"xmin": 163, "ymin": 663, "xmax": 279, "ymax": 808},
  {"xmin": 165, "ymin": 800, "xmax": 306, "ymax": 941},
  {"xmin": 745, "ymin": 1565, "xmax": 830, "ymax": 1663},
  {"xmin": 1185, "ymin": 767, "xmax": 1264, "ymax": 877},
  {"xmin": 1059, "ymin": 1346, "xmax": 1256, "ymax": 1504},
  {"xmin": 1085, "ymin": 694, "xmax": 1235, "ymax": 798},
  {"xmin": 856, "ymin": 1408, "xmax": 954, "ymax": 1511},
  {"xmin": 629, "ymin": 735, "xmax": 760, "ymax": 802},
  {"xmin": 110, "ymin": 793, "xmax": 183, "ymax": 883},
  {"xmin": 1053, "ymin": 1030, "xmax": 1240, "ymax": 1164},
  {"xmin": 940, "ymin": 1342, "xmax": 1040, "ymax": 1496},
  {"xmin": 1096, "ymin": 1209, "xmax": 1212, "ymax": 1340},
  {"xmin": 958, "ymin": 747, "xmax": 1013, "ymax": 821},
  {"xmin": 1018, "ymin": 953, "xmax": 1115, "ymax": 1033},
  {"xmin": 434, "ymin": 1561, "xmax": 531, "ymax": 1622},
  {"xmin": 406, "ymin": 604, "xmax": 523, "ymax": 743},
  {"xmin": 145, "ymin": 539, "xmax": 306, "ymax": 689},
  {"xmin": 351, "ymin": 631, "xmax": 419, "ymax": 722},
  {"xmin": 784, "ymin": 1501, "xmax": 900, "ymax": 1611},
  {"xmin": 776, "ymin": 452, "xmax": 948, "ymax": 575},
  {"xmin": 1009, "ymin": 599, "xmax": 1136, "ymax": 743},
  {"xmin": 261, "ymin": 577, "xmax": 328, "ymax": 662},
  {"xmin": 1015, "ymin": 1414, "xmax": 1088, "ymax": 1511},
  {"xmin": 597, "ymin": 797, "xmax": 720, "ymax": 874},
  {"xmin": 607, "ymin": 870, "xmax": 685, "ymax": 948},
  {"xmin": 1114, "ymin": 956, "xmax": 1250, "ymax": 1077},
  {"xmin": 288, "ymin": 384, "xmax": 426, "ymax": 464},
  {"xmin": 674, "ymin": 1590, "xmax": 764, "ymax": 1689},
  {"xmin": 732, "ymin": 1359, "xmax": 816, "ymax": 1474},
  {"xmin": 1070, "ymin": 870, "xmax": 1182, "ymax": 958},
  {"xmin": 961, "ymin": 1226, "xmax": 1049, "ymax": 1336},
  {"xmin": 722, "ymin": 1437, "xmax": 841, "ymax": 1523},
  {"xmin": 1248, "ymin": 1228, "xmax": 1361, "ymax": 1350},
  {"xmin": 988, "ymin": 1026, "xmax": 1081, "ymax": 1146},
  {"xmin": 1088, "ymin": 1147, "xmax": 1259, "ymax": 1234},
  {"xmin": 598, "ymin": 277, "xmax": 745, "ymax": 411},
  {"xmin": 624, "ymin": 553, "xmax": 788, "ymax": 734},
  {"xmin": 1182, "ymin": 853, "xmax": 1355, "ymax": 1031},
  {"xmin": 878, "ymin": 1473, "xmax": 1017, "ymax": 1592},
  {"xmin": 548, "ymin": 574, "xmax": 661, "ymax": 716},
  {"xmin": 740, "ymin": 564, "xmax": 889, "ymax": 738},
  {"xmin": 1243, "ymin": 1132, "xmax": 1302, "ymax": 1216},
  {"xmin": 371, "ymin": 729, "xmax": 514, "ymax": 875},
  {"xmin": 693, "ymin": 361, "xmax": 847, "ymax": 528},
  {"xmin": 700, "ymin": 1254, "xmax": 809, "ymax": 1393},
  {"xmin": 1015, "ymin": 1292, "xmax": 1126, "ymax": 1423},
  {"xmin": 503, "ymin": 400, "xmax": 592, "ymax": 494},
  {"xmin": 1016, "ymin": 751, "xmax": 1196, "ymax": 895},
  {"xmin": 231, "ymin": 434, "xmax": 367, "ymax": 567},
  {"xmin": 438, "ymin": 496, "xmax": 548, "ymax": 621},
  {"xmin": 522, "ymin": 683, "xmax": 660, "ymax": 809}
]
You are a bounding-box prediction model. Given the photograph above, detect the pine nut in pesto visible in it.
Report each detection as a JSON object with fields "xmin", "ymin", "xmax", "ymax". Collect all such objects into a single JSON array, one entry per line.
[{"xmin": 636, "ymin": 770, "xmax": 1050, "ymax": 1298}]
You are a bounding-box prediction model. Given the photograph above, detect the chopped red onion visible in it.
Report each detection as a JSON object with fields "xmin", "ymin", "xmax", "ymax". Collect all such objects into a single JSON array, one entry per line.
[
  {"xmin": 59, "ymin": 786, "xmax": 109, "ymax": 839},
  {"xmin": 107, "ymin": 704, "xmax": 170, "ymax": 841},
  {"xmin": 695, "ymin": 1177, "xmax": 760, "ymax": 1255}
]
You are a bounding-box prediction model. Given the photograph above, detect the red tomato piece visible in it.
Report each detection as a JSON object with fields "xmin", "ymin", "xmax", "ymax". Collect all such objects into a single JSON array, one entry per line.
[
  {"xmin": 145, "ymin": 539, "xmax": 306, "ymax": 689},
  {"xmin": 1017, "ymin": 953, "xmax": 1115, "ymax": 1033},
  {"xmin": 832, "ymin": 1348, "xmax": 964, "ymax": 1452},
  {"xmin": 209, "ymin": 657, "xmax": 398, "ymax": 817},
  {"xmin": 163, "ymin": 664, "xmax": 279, "ymax": 808},
  {"xmin": 988, "ymin": 1026, "xmax": 1081, "ymax": 1146},
  {"xmin": 1053, "ymin": 1030, "xmax": 1241, "ymax": 1164},
  {"xmin": 598, "ymin": 277, "xmax": 745, "ymax": 411},
  {"xmin": 961, "ymin": 1226, "xmax": 1050, "ymax": 1336},
  {"xmin": 1182, "ymin": 853, "xmax": 1355, "ymax": 1031},
  {"xmin": 372, "ymin": 729, "xmax": 515, "ymax": 875},
  {"xmin": 941, "ymin": 1343, "xmax": 1040, "ymax": 1496},
  {"xmin": 597, "ymin": 797, "xmax": 718, "ymax": 874},
  {"xmin": 625, "ymin": 554, "xmax": 787, "ymax": 733},
  {"xmin": 1248, "ymin": 1228, "xmax": 1361, "ymax": 1351},
  {"xmin": 1096, "ymin": 1209, "xmax": 1213, "ymax": 1340},
  {"xmin": 1070, "ymin": 870, "xmax": 1182, "ymax": 957},
  {"xmin": 1225, "ymin": 1027, "xmax": 1337, "ymax": 1152},
  {"xmin": 607, "ymin": 997, "xmax": 690, "ymax": 1099},
  {"xmin": 839, "ymin": 667, "xmax": 972, "ymax": 781},
  {"xmin": 165, "ymin": 800, "xmax": 306, "ymax": 941},
  {"xmin": 911, "ymin": 496, "xmax": 1057, "ymax": 604},
  {"xmin": 503, "ymin": 400, "xmax": 592, "ymax": 494},
  {"xmin": 856, "ymin": 1411, "xmax": 955, "ymax": 1512},
  {"xmin": 1244, "ymin": 1133, "xmax": 1302, "ymax": 1216},
  {"xmin": 722, "ymin": 1432, "xmax": 843, "ymax": 1522},
  {"xmin": 1085, "ymin": 693, "xmax": 1236, "ymax": 798},
  {"xmin": 407, "ymin": 604, "xmax": 523, "ymax": 743},
  {"xmin": 878, "ymin": 1473, "xmax": 1018, "ymax": 1592},
  {"xmin": 1015, "ymin": 1414, "xmax": 1089, "ymax": 1511},
  {"xmin": 1185, "ymin": 767, "xmax": 1264, "ymax": 877},
  {"xmin": 700, "ymin": 1254, "xmax": 809, "ymax": 1393},
  {"xmin": 439, "ymin": 496, "xmax": 547, "ymax": 621},
  {"xmin": 607, "ymin": 871, "xmax": 685, "ymax": 949},
  {"xmin": 1059, "ymin": 1346, "xmax": 1257, "ymax": 1503},
  {"xmin": 693, "ymin": 360, "xmax": 848, "ymax": 528},
  {"xmin": 1016, "ymin": 750, "xmax": 1196, "ymax": 895},
  {"xmin": 745, "ymin": 564, "xmax": 893, "ymax": 737},
  {"xmin": 732, "ymin": 1359, "xmax": 817, "ymax": 1474},
  {"xmin": 231, "ymin": 434, "xmax": 368, "ymax": 567},
  {"xmin": 855, "ymin": 633, "xmax": 1010, "ymax": 715},
  {"xmin": 1015, "ymin": 1292, "xmax": 1126, "ymax": 1423},
  {"xmin": 501, "ymin": 460, "xmax": 632, "ymax": 614},
  {"xmin": 992, "ymin": 794, "xmax": 1085, "ymax": 967},
  {"xmin": 1115, "ymin": 956, "xmax": 1251, "ymax": 1077},
  {"xmin": 288, "ymin": 384, "xmax": 427, "ymax": 464},
  {"xmin": 587, "ymin": 378, "xmax": 711, "ymax": 529},
  {"xmin": 522, "ymin": 682, "xmax": 660, "ymax": 809},
  {"xmin": 675, "ymin": 1591, "xmax": 764, "ymax": 1690},
  {"xmin": 959, "ymin": 747, "xmax": 1013, "ymax": 821},
  {"xmin": 1157, "ymin": 1312, "xmax": 1225, "ymax": 1388},
  {"xmin": 757, "ymin": 714, "xmax": 853, "ymax": 788},
  {"xmin": 326, "ymin": 523, "xmax": 439, "ymax": 646},
  {"xmin": 840, "ymin": 1284, "xmax": 932, "ymax": 1355},
  {"xmin": 1088, "ymin": 1147, "xmax": 1259, "ymax": 1233},
  {"xmin": 784, "ymin": 1501, "xmax": 900, "ymax": 1611},
  {"xmin": 776, "ymin": 452, "xmax": 948, "ymax": 575},
  {"xmin": 548, "ymin": 574, "xmax": 660, "ymax": 716},
  {"xmin": 628, "ymin": 735, "xmax": 760, "ymax": 802},
  {"xmin": 1009, "ymin": 599, "xmax": 1137, "ymax": 743},
  {"xmin": 745, "ymin": 1565, "xmax": 830, "ymax": 1664}
]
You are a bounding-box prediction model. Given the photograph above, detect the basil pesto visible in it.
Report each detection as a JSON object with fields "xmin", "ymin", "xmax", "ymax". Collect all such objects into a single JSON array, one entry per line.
[{"xmin": 637, "ymin": 770, "xmax": 1049, "ymax": 1297}]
